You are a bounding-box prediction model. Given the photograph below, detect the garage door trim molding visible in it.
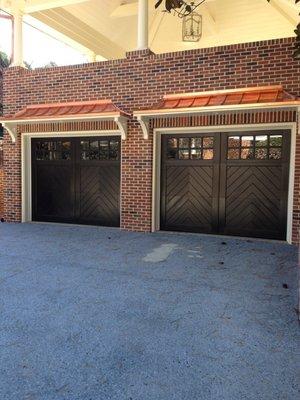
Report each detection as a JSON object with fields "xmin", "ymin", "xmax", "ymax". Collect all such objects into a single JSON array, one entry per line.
[
  {"xmin": 152, "ymin": 122, "xmax": 296, "ymax": 243},
  {"xmin": 21, "ymin": 130, "xmax": 123, "ymax": 225}
]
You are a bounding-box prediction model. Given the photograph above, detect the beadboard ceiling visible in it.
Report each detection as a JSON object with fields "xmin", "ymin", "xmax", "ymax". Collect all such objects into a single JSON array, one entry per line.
[{"xmin": 3, "ymin": 0, "xmax": 300, "ymax": 60}]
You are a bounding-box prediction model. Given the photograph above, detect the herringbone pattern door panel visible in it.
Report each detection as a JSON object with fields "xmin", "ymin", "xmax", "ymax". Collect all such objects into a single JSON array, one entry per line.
[
  {"xmin": 161, "ymin": 131, "xmax": 290, "ymax": 239},
  {"xmin": 79, "ymin": 165, "xmax": 120, "ymax": 226},
  {"xmin": 34, "ymin": 164, "xmax": 74, "ymax": 220},
  {"xmin": 163, "ymin": 166, "xmax": 214, "ymax": 231},
  {"xmin": 223, "ymin": 165, "xmax": 283, "ymax": 238},
  {"xmin": 32, "ymin": 137, "xmax": 120, "ymax": 226},
  {"xmin": 161, "ymin": 133, "xmax": 218, "ymax": 233}
]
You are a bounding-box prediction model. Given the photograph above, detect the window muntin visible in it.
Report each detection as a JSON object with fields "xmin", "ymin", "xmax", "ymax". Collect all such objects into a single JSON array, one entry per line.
[
  {"xmin": 227, "ymin": 134, "xmax": 283, "ymax": 160},
  {"xmin": 35, "ymin": 138, "xmax": 120, "ymax": 161},
  {"xmin": 81, "ymin": 139, "xmax": 119, "ymax": 160},
  {"xmin": 269, "ymin": 148, "xmax": 282, "ymax": 160},
  {"xmin": 35, "ymin": 141, "xmax": 71, "ymax": 161},
  {"xmin": 109, "ymin": 140, "xmax": 119, "ymax": 160},
  {"xmin": 167, "ymin": 136, "xmax": 214, "ymax": 160},
  {"xmin": 241, "ymin": 136, "xmax": 254, "ymax": 148},
  {"xmin": 255, "ymin": 135, "xmax": 268, "ymax": 147}
]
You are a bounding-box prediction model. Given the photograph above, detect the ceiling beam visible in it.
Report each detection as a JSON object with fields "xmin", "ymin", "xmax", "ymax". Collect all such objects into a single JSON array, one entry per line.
[
  {"xmin": 277, "ymin": 0, "xmax": 300, "ymax": 13},
  {"xmin": 110, "ymin": 1, "xmax": 139, "ymax": 18},
  {"xmin": 32, "ymin": 8, "xmax": 125, "ymax": 59},
  {"xmin": 201, "ymin": 4, "xmax": 217, "ymax": 36},
  {"xmin": 267, "ymin": 0, "xmax": 298, "ymax": 26},
  {"xmin": 0, "ymin": 0, "xmax": 88, "ymax": 13},
  {"xmin": 25, "ymin": 0, "xmax": 89, "ymax": 13},
  {"xmin": 110, "ymin": 0, "xmax": 217, "ymax": 18},
  {"xmin": 149, "ymin": 9, "xmax": 165, "ymax": 46}
]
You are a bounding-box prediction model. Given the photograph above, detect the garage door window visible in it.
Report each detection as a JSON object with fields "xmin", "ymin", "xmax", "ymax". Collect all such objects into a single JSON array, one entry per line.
[
  {"xmin": 32, "ymin": 136, "xmax": 121, "ymax": 227},
  {"xmin": 35, "ymin": 141, "xmax": 71, "ymax": 161},
  {"xmin": 227, "ymin": 134, "xmax": 283, "ymax": 160},
  {"xmin": 167, "ymin": 136, "xmax": 214, "ymax": 160},
  {"xmin": 161, "ymin": 130, "xmax": 290, "ymax": 240},
  {"xmin": 81, "ymin": 139, "xmax": 120, "ymax": 161}
]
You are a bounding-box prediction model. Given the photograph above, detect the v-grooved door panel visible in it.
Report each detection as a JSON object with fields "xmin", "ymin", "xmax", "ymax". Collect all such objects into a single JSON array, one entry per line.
[
  {"xmin": 224, "ymin": 165, "xmax": 283, "ymax": 232},
  {"xmin": 219, "ymin": 131, "xmax": 290, "ymax": 239},
  {"xmin": 32, "ymin": 136, "xmax": 120, "ymax": 227},
  {"xmin": 161, "ymin": 134, "xmax": 220, "ymax": 233},
  {"xmin": 161, "ymin": 131, "xmax": 290, "ymax": 240},
  {"xmin": 164, "ymin": 165, "xmax": 214, "ymax": 232},
  {"xmin": 79, "ymin": 164, "xmax": 120, "ymax": 226},
  {"xmin": 34, "ymin": 164, "xmax": 75, "ymax": 221}
]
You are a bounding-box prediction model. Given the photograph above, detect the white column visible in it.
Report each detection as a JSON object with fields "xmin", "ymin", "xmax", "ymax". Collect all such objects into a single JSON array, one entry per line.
[
  {"xmin": 12, "ymin": 10, "xmax": 24, "ymax": 67},
  {"xmin": 137, "ymin": 0, "xmax": 148, "ymax": 50}
]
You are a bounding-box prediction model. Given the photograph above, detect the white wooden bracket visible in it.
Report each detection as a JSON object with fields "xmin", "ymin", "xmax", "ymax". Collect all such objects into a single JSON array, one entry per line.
[
  {"xmin": 136, "ymin": 115, "xmax": 150, "ymax": 140},
  {"xmin": 114, "ymin": 116, "xmax": 128, "ymax": 140},
  {"xmin": 2, "ymin": 122, "xmax": 17, "ymax": 143}
]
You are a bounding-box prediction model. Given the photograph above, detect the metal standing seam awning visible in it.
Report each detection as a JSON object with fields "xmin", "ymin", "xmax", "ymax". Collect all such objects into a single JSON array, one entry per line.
[
  {"xmin": 133, "ymin": 86, "xmax": 300, "ymax": 139},
  {"xmin": 0, "ymin": 100, "xmax": 130, "ymax": 142}
]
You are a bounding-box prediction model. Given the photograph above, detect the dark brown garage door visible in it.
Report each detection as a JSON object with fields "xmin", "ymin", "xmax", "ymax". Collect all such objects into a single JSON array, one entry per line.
[
  {"xmin": 161, "ymin": 130, "xmax": 290, "ymax": 240},
  {"xmin": 32, "ymin": 136, "xmax": 120, "ymax": 227}
]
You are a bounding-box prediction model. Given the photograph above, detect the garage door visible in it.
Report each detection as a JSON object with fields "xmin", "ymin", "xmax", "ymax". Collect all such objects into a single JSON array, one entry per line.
[
  {"xmin": 161, "ymin": 130, "xmax": 290, "ymax": 240},
  {"xmin": 32, "ymin": 136, "xmax": 120, "ymax": 226}
]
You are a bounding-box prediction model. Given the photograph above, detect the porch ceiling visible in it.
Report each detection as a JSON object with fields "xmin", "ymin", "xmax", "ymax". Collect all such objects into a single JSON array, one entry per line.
[{"xmin": 2, "ymin": 0, "xmax": 299, "ymax": 60}]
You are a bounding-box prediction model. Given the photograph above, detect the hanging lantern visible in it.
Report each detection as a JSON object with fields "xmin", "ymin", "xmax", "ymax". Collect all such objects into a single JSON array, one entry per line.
[{"xmin": 182, "ymin": 10, "xmax": 202, "ymax": 42}]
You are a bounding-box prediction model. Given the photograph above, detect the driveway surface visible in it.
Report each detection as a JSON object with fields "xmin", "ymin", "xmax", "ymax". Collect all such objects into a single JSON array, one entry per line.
[{"xmin": 0, "ymin": 223, "xmax": 299, "ymax": 400}]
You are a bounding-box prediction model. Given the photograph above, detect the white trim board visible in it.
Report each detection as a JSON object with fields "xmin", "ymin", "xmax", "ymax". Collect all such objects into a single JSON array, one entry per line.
[
  {"xmin": 21, "ymin": 130, "xmax": 122, "ymax": 224},
  {"xmin": 4, "ymin": 114, "xmax": 129, "ymax": 142},
  {"xmin": 135, "ymin": 106, "xmax": 300, "ymax": 139},
  {"xmin": 22, "ymin": 130, "xmax": 120, "ymax": 138},
  {"xmin": 152, "ymin": 123, "xmax": 297, "ymax": 244}
]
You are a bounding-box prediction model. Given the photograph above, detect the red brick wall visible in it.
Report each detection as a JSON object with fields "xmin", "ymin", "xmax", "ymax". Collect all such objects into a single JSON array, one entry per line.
[
  {"xmin": 0, "ymin": 69, "xmax": 3, "ymax": 220},
  {"xmin": 0, "ymin": 68, "xmax": 3, "ymax": 115},
  {"xmin": 294, "ymin": 134, "xmax": 300, "ymax": 243},
  {"xmin": 2, "ymin": 37, "xmax": 300, "ymax": 242},
  {"xmin": 0, "ymin": 167, "xmax": 3, "ymax": 220}
]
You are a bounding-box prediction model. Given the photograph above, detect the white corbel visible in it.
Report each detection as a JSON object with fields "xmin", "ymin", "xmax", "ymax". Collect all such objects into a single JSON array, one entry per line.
[
  {"xmin": 136, "ymin": 115, "xmax": 150, "ymax": 140},
  {"xmin": 114, "ymin": 116, "xmax": 128, "ymax": 140},
  {"xmin": 2, "ymin": 122, "xmax": 17, "ymax": 143}
]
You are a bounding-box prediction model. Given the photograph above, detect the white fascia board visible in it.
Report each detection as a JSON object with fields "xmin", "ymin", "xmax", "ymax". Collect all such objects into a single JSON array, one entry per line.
[
  {"xmin": 133, "ymin": 103, "xmax": 300, "ymax": 118},
  {"xmin": 134, "ymin": 104, "xmax": 300, "ymax": 139},
  {"xmin": 1, "ymin": 113, "xmax": 129, "ymax": 143}
]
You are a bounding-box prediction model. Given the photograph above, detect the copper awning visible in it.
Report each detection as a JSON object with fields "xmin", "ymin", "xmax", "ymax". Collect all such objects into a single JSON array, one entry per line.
[
  {"xmin": 1, "ymin": 100, "xmax": 130, "ymax": 142},
  {"xmin": 134, "ymin": 86, "xmax": 300, "ymax": 139},
  {"xmin": 156, "ymin": 86, "xmax": 299, "ymax": 109}
]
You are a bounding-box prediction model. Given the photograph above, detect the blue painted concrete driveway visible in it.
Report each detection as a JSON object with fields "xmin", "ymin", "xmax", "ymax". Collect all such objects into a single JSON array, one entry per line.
[{"xmin": 0, "ymin": 223, "xmax": 299, "ymax": 400}]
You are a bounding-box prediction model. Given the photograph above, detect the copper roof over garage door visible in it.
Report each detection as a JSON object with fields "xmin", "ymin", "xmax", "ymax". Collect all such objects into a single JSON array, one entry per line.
[
  {"xmin": 157, "ymin": 86, "xmax": 300, "ymax": 110},
  {"xmin": 2, "ymin": 100, "xmax": 130, "ymax": 121}
]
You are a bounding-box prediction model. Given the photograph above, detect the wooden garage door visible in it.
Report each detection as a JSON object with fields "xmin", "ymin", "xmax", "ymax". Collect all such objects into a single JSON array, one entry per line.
[
  {"xmin": 161, "ymin": 130, "xmax": 290, "ymax": 240},
  {"xmin": 32, "ymin": 136, "xmax": 120, "ymax": 227}
]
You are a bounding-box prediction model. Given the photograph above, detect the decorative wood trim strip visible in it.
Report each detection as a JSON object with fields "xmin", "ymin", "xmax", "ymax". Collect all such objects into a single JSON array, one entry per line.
[
  {"xmin": 152, "ymin": 110, "xmax": 297, "ymax": 129},
  {"xmin": 20, "ymin": 120, "xmax": 118, "ymax": 133}
]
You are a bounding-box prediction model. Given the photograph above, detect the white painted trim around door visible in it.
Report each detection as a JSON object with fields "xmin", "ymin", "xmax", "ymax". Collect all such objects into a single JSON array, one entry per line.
[{"xmin": 152, "ymin": 123, "xmax": 297, "ymax": 244}]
